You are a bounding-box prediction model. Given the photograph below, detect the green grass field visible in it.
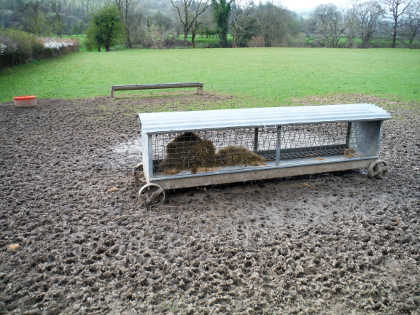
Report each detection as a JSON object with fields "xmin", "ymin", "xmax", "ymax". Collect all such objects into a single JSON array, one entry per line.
[{"xmin": 1, "ymin": 48, "xmax": 419, "ymax": 105}]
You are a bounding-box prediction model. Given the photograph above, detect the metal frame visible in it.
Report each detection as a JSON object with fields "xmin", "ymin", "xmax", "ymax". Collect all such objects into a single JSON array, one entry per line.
[
  {"xmin": 151, "ymin": 158, "xmax": 376, "ymax": 190},
  {"xmin": 139, "ymin": 104, "xmax": 391, "ymax": 190}
]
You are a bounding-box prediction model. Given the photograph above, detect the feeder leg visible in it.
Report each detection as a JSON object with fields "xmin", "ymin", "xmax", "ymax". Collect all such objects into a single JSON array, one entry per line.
[{"xmin": 368, "ymin": 160, "xmax": 388, "ymax": 179}]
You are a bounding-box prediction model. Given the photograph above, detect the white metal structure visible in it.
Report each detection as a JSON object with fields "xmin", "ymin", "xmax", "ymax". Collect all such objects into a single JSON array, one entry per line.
[{"xmin": 137, "ymin": 104, "xmax": 391, "ymax": 206}]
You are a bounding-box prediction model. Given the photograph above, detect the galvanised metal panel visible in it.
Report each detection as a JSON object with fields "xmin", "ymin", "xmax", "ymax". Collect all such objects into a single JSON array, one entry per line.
[
  {"xmin": 139, "ymin": 104, "xmax": 391, "ymax": 134},
  {"xmin": 151, "ymin": 158, "xmax": 377, "ymax": 189},
  {"xmin": 150, "ymin": 155, "xmax": 378, "ymax": 181}
]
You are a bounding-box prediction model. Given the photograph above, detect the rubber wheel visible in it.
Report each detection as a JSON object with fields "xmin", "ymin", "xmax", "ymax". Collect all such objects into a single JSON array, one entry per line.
[
  {"xmin": 368, "ymin": 160, "xmax": 388, "ymax": 179},
  {"xmin": 138, "ymin": 183, "xmax": 165, "ymax": 209}
]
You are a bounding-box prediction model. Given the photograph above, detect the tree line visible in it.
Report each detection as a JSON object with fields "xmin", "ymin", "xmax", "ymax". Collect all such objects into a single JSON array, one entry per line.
[{"xmin": 1, "ymin": 0, "xmax": 419, "ymax": 49}]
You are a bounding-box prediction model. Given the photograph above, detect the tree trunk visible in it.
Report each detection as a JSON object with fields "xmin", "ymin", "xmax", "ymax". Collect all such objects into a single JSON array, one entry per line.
[
  {"xmin": 361, "ymin": 35, "xmax": 369, "ymax": 48},
  {"xmin": 232, "ymin": 33, "xmax": 238, "ymax": 48},
  {"xmin": 125, "ymin": 26, "xmax": 132, "ymax": 48},
  {"xmin": 347, "ymin": 36, "xmax": 353, "ymax": 48},
  {"xmin": 221, "ymin": 33, "xmax": 228, "ymax": 48},
  {"xmin": 124, "ymin": 0, "xmax": 132, "ymax": 48},
  {"xmin": 183, "ymin": 1, "xmax": 189, "ymax": 43},
  {"xmin": 392, "ymin": 19, "xmax": 398, "ymax": 48},
  {"xmin": 192, "ymin": 31, "xmax": 196, "ymax": 48},
  {"xmin": 409, "ymin": 28, "xmax": 417, "ymax": 45}
]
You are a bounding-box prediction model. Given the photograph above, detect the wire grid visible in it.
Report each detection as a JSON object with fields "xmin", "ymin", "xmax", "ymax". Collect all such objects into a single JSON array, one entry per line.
[
  {"xmin": 151, "ymin": 122, "xmax": 360, "ymax": 175},
  {"xmin": 279, "ymin": 122, "xmax": 349, "ymax": 159},
  {"xmin": 151, "ymin": 127, "xmax": 276, "ymax": 174}
]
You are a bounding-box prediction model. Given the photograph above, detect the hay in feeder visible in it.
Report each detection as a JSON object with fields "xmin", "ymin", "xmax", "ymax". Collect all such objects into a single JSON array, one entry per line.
[
  {"xmin": 160, "ymin": 133, "xmax": 266, "ymax": 175},
  {"xmin": 160, "ymin": 132, "xmax": 216, "ymax": 174},
  {"xmin": 216, "ymin": 146, "xmax": 266, "ymax": 167}
]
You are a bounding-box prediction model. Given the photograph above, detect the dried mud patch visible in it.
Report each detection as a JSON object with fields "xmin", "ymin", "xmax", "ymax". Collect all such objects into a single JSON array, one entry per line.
[{"xmin": 0, "ymin": 94, "xmax": 419, "ymax": 314}]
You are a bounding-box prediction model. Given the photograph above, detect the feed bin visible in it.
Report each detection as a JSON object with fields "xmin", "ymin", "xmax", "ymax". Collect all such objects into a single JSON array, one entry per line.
[
  {"xmin": 14, "ymin": 95, "xmax": 37, "ymax": 107},
  {"xmin": 137, "ymin": 104, "xmax": 391, "ymax": 206}
]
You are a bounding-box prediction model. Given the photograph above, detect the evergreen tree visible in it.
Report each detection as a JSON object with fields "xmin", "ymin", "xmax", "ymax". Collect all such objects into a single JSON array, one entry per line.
[
  {"xmin": 87, "ymin": 5, "xmax": 124, "ymax": 52},
  {"xmin": 212, "ymin": 0, "xmax": 232, "ymax": 47}
]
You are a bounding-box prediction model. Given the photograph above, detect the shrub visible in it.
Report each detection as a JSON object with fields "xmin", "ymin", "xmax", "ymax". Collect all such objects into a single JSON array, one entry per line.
[
  {"xmin": 370, "ymin": 38, "xmax": 393, "ymax": 48},
  {"xmin": 162, "ymin": 36, "xmax": 192, "ymax": 48},
  {"xmin": 86, "ymin": 5, "xmax": 125, "ymax": 52},
  {"xmin": 0, "ymin": 29, "xmax": 39, "ymax": 67}
]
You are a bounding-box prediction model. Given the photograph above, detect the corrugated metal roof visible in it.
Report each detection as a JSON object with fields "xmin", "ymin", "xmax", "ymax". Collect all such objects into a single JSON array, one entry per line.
[{"xmin": 139, "ymin": 104, "xmax": 391, "ymax": 133}]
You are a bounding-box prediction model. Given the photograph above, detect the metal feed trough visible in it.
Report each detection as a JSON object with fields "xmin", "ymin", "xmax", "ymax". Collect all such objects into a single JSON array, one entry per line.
[{"xmin": 136, "ymin": 104, "xmax": 391, "ymax": 206}]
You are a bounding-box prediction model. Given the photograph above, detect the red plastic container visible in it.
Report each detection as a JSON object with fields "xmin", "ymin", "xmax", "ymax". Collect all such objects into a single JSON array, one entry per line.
[{"xmin": 14, "ymin": 95, "xmax": 37, "ymax": 107}]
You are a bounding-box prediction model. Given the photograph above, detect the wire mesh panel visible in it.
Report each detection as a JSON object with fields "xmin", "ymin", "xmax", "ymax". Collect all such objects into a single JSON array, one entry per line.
[
  {"xmin": 150, "ymin": 121, "xmax": 365, "ymax": 177},
  {"xmin": 151, "ymin": 127, "xmax": 276, "ymax": 175},
  {"xmin": 279, "ymin": 122, "xmax": 349, "ymax": 159}
]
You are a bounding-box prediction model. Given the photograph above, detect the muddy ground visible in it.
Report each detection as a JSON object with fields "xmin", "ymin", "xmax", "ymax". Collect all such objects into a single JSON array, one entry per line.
[{"xmin": 0, "ymin": 93, "xmax": 419, "ymax": 314}]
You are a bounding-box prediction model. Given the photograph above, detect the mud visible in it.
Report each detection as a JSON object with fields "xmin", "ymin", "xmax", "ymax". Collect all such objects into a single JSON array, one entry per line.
[{"xmin": 0, "ymin": 93, "xmax": 419, "ymax": 314}]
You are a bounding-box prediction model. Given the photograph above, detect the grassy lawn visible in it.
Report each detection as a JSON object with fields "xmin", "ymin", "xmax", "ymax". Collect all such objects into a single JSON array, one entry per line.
[{"xmin": 1, "ymin": 48, "xmax": 419, "ymax": 105}]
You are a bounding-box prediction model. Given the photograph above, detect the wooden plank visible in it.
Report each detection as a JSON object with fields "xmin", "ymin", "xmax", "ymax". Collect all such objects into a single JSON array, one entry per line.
[{"xmin": 111, "ymin": 82, "xmax": 204, "ymax": 97}]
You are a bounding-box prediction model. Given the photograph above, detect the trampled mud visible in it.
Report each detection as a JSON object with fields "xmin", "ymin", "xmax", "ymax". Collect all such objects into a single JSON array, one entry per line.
[{"xmin": 0, "ymin": 94, "xmax": 419, "ymax": 314}]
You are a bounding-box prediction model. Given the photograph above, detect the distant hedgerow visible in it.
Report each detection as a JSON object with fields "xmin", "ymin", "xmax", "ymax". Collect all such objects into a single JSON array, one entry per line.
[{"xmin": 0, "ymin": 29, "xmax": 79, "ymax": 68}]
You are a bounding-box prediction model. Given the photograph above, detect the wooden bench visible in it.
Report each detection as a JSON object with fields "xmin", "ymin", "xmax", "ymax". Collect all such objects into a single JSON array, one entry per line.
[{"xmin": 111, "ymin": 82, "xmax": 204, "ymax": 98}]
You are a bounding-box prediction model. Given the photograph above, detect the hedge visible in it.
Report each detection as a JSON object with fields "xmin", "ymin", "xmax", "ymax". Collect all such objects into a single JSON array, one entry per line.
[{"xmin": 0, "ymin": 29, "xmax": 79, "ymax": 68}]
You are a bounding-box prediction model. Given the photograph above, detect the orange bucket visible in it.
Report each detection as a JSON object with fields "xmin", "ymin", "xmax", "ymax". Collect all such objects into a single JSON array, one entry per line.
[{"xmin": 14, "ymin": 95, "xmax": 37, "ymax": 107}]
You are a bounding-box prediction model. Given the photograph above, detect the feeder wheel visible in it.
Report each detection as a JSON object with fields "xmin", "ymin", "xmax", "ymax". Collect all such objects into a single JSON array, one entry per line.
[
  {"xmin": 368, "ymin": 160, "xmax": 388, "ymax": 179},
  {"xmin": 138, "ymin": 183, "xmax": 166, "ymax": 208}
]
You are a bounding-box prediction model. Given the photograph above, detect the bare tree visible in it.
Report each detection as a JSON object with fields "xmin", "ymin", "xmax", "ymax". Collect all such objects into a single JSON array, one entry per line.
[
  {"xmin": 255, "ymin": 3, "xmax": 297, "ymax": 47},
  {"xmin": 383, "ymin": 0, "xmax": 412, "ymax": 47},
  {"xmin": 403, "ymin": 0, "xmax": 420, "ymax": 45},
  {"xmin": 169, "ymin": 0, "xmax": 209, "ymax": 45},
  {"xmin": 352, "ymin": 1, "xmax": 384, "ymax": 47},
  {"xmin": 344, "ymin": 7, "xmax": 360, "ymax": 47},
  {"xmin": 82, "ymin": 0, "xmax": 93, "ymax": 16},
  {"xmin": 231, "ymin": 2, "xmax": 258, "ymax": 47},
  {"xmin": 49, "ymin": 0, "xmax": 65, "ymax": 37},
  {"xmin": 114, "ymin": 0, "xmax": 133, "ymax": 48},
  {"xmin": 312, "ymin": 4, "xmax": 345, "ymax": 47}
]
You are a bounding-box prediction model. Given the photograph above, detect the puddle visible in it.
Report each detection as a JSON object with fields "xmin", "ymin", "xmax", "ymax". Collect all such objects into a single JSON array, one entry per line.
[
  {"xmin": 113, "ymin": 138, "xmax": 142, "ymax": 156},
  {"xmin": 108, "ymin": 138, "xmax": 143, "ymax": 169}
]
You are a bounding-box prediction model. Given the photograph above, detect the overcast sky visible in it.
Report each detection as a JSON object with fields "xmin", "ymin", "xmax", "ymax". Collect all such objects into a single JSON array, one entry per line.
[{"xmin": 248, "ymin": 0, "xmax": 352, "ymax": 11}]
